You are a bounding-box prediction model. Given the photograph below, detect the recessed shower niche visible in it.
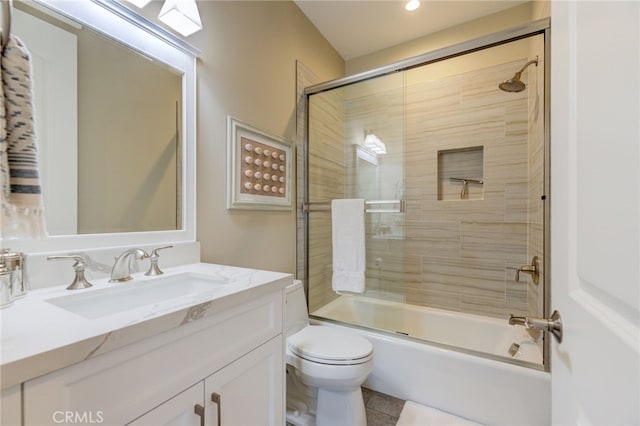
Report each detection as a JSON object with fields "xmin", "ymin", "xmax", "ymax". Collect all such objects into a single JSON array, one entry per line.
[{"xmin": 437, "ymin": 146, "xmax": 484, "ymax": 201}]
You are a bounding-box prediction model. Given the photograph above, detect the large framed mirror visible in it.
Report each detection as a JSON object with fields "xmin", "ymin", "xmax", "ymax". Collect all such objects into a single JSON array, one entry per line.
[{"xmin": 3, "ymin": 0, "xmax": 198, "ymax": 253}]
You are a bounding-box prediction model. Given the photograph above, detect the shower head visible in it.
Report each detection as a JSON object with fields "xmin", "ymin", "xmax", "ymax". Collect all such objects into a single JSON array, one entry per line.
[{"xmin": 498, "ymin": 57, "xmax": 539, "ymax": 93}]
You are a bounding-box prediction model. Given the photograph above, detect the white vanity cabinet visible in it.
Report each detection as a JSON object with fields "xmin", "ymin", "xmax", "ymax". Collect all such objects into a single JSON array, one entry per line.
[
  {"xmin": 22, "ymin": 289, "xmax": 284, "ymax": 426},
  {"xmin": 129, "ymin": 382, "xmax": 204, "ymax": 426},
  {"xmin": 130, "ymin": 337, "xmax": 283, "ymax": 426}
]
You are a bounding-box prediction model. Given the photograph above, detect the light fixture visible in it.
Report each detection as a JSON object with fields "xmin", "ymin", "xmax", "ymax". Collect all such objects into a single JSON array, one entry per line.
[
  {"xmin": 159, "ymin": 0, "xmax": 203, "ymax": 37},
  {"xmin": 125, "ymin": 0, "xmax": 152, "ymax": 8},
  {"xmin": 363, "ymin": 132, "xmax": 387, "ymax": 155},
  {"xmin": 405, "ymin": 0, "xmax": 420, "ymax": 12}
]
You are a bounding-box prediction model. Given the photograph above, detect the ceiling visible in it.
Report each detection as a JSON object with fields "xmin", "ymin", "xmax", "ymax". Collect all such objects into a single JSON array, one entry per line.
[{"xmin": 294, "ymin": 0, "xmax": 529, "ymax": 60}]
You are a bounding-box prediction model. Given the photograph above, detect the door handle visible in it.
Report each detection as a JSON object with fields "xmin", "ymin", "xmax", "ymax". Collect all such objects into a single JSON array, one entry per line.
[
  {"xmin": 194, "ymin": 404, "xmax": 205, "ymax": 426},
  {"xmin": 211, "ymin": 392, "xmax": 222, "ymax": 426},
  {"xmin": 509, "ymin": 310, "xmax": 563, "ymax": 343}
]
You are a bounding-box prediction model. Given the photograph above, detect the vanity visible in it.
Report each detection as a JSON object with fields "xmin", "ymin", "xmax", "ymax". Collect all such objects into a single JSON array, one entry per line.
[{"xmin": 1, "ymin": 263, "xmax": 292, "ymax": 425}]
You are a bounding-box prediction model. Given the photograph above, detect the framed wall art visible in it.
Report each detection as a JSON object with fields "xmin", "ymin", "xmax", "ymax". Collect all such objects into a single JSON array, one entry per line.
[{"xmin": 227, "ymin": 116, "xmax": 293, "ymax": 210}]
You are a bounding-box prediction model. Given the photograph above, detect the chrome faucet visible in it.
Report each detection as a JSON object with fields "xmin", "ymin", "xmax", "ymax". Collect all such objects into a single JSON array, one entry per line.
[{"xmin": 110, "ymin": 248, "xmax": 149, "ymax": 283}]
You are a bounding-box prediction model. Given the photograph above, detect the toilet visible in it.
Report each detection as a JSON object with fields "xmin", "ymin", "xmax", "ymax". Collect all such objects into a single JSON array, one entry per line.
[{"xmin": 285, "ymin": 280, "xmax": 374, "ymax": 426}]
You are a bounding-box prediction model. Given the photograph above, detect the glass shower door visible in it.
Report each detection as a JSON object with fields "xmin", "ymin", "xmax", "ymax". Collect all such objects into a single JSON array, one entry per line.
[{"xmin": 305, "ymin": 33, "xmax": 547, "ymax": 367}]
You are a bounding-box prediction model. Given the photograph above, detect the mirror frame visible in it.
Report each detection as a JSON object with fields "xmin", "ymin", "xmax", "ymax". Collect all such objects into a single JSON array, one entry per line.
[{"xmin": 5, "ymin": 0, "xmax": 198, "ymax": 253}]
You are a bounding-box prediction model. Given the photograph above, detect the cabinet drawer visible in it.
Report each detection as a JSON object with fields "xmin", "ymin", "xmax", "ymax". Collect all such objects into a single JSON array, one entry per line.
[{"xmin": 24, "ymin": 290, "xmax": 283, "ymax": 425}]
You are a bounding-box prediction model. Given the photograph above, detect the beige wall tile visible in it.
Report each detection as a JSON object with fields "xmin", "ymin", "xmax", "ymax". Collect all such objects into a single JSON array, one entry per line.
[
  {"xmin": 461, "ymin": 221, "xmax": 528, "ymax": 263},
  {"xmin": 404, "ymin": 220, "xmax": 461, "ymax": 258},
  {"xmin": 405, "ymin": 287, "xmax": 462, "ymax": 311},
  {"xmin": 505, "ymin": 182, "xmax": 529, "ymax": 222},
  {"xmin": 423, "ymin": 257, "xmax": 506, "ymax": 299},
  {"xmin": 460, "ymin": 294, "xmax": 528, "ymax": 319}
]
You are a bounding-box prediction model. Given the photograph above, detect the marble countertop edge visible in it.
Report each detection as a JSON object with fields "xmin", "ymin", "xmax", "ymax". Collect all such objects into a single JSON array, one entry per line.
[{"xmin": 0, "ymin": 262, "xmax": 293, "ymax": 389}]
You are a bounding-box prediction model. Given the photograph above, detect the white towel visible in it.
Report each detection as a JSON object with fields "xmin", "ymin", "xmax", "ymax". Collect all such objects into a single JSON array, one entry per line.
[{"xmin": 331, "ymin": 199, "xmax": 365, "ymax": 294}]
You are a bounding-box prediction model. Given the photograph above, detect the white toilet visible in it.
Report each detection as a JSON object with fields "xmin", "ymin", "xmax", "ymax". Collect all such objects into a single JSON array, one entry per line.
[{"xmin": 285, "ymin": 281, "xmax": 374, "ymax": 426}]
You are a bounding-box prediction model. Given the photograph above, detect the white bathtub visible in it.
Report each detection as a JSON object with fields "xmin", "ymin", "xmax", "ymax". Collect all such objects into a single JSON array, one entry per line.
[{"xmin": 311, "ymin": 296, "xmax": 551, "ymax": 426}]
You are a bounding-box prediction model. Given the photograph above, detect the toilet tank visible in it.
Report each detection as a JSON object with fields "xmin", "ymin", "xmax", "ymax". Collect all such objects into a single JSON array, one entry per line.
[{"xmin": 285, "ymin": 280, "xmax": 309, "ymax": 337}]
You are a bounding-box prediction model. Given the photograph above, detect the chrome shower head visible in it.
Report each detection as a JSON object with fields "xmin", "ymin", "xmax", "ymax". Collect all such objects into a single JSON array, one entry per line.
[{"xmin": 499, "ymin": 57, "xmax": 538, "ymax": 93}]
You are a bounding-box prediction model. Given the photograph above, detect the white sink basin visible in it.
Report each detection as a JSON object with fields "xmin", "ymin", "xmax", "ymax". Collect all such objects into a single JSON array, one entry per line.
[{"xmin": 45, "ymin": 272, "xmax": 230, "ymax": 319}]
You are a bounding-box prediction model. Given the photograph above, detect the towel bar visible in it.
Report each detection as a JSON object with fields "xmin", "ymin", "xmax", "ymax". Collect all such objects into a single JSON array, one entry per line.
[{"xmin": 302, "ymin": 199, "xmax": 405, "ymax": 214}]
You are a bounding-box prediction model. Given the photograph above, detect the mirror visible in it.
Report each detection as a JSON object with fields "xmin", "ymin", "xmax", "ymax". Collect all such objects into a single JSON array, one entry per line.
[
  {"xmin": 13, "ymin": 1, "xmax": 182, "ymax": 235},
  {"xmin": 4, "ymin": 0, "xmax": 197, "ymax": 253}
]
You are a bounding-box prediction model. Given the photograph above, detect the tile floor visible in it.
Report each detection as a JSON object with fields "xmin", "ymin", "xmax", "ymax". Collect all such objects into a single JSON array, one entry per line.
[
  {"xmin": 286, "ymin": 387, "xmax": 405, "ymax": 426},
  {"xmin": 363, "ymin": 387, "xmax": 406, "ymax": 426}
]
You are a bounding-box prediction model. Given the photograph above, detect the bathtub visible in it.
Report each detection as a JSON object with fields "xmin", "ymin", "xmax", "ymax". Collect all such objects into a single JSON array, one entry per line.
[{"xmin": 311, "ymin": 295, "xmax": 551, "ymax": 426}]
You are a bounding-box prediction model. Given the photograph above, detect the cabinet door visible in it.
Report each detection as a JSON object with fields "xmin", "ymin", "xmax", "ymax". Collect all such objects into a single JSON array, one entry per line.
[
  {"xmin": 1, "ymin": 385, "xmax": 21, "ymax": 426},
  {"xmin": 128, "ymin": 382, "xmax": 204, "ymax": 426},
  {"xmin": 205, "ymin": 336, "xmax": 283, "ymax": 426}
]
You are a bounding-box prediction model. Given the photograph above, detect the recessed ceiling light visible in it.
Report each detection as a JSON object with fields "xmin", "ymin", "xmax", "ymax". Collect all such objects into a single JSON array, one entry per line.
[{"xmin": 405, "ymin": 0, "xmax": 420, "ymax": 12}]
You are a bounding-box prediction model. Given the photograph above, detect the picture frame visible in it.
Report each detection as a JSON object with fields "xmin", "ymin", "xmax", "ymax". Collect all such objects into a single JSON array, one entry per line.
[{"xmin": 227, "ymin": 116, "xmax": 293, "ymax": 210}]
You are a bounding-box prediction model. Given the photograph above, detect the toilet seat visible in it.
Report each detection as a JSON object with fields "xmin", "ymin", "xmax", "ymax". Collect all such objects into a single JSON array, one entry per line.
[{"xmin": 288, "ymin": 326, "xmax": 373, "ymax": 365}]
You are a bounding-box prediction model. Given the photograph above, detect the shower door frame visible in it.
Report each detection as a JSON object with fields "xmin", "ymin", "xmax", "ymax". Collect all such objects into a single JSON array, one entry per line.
[{"xmin": 299, "ymin": 18, "xmax": 551, "ymax": 370}]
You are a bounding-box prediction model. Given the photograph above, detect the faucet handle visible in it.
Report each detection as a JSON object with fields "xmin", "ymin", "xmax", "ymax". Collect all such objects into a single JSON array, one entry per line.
[
  {"xmin": 150, "ymin": 245, "xmax": 173, "ymax": 258},
  {"xmin": 515, "ymin": 256, "xmax": 541, "ymax": 284},
  {"xmin": 145, "ymin": 245, "xmax": 173, "ymax": 276},
  {"xmin": 47, "ymin": 255, "xmax": 93, "ymax": 290}
]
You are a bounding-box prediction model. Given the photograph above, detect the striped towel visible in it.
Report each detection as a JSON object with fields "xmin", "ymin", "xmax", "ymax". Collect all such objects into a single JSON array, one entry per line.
[{"xmin": 0, "ymin": 35, "xmax": 47, "ymax": 238}]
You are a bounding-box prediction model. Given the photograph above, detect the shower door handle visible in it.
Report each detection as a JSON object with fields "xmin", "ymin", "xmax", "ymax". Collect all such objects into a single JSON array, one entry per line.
[{"xmin": 509, "ymin": 310, "xmax": 563, "ymax": 343}]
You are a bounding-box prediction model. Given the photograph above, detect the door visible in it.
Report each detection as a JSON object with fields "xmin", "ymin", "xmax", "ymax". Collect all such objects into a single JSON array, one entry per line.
[
  {"xmin": 204, "ymin": 336, "xmax": 283, "ymax": 426},
  {"xmin": 128, "ymin": 383, "xmax": 204, "ymax": 426},
  {"xmin": 550, "ymin": 1, "xmax": 640, "ymax": 424}
]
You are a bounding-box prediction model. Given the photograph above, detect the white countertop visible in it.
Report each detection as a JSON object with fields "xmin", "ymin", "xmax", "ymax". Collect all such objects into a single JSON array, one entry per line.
[{"xmin": 0, "ymin": 263, "xmax": 293, "ymax": 389}]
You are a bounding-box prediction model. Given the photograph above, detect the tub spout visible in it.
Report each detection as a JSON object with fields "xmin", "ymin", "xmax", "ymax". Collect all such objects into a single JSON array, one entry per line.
[
  {"xmin": 508, "ymin": 314, "xmax": 541, "ymax": 340},
  {"xmin": 508, "ymin": 314, "xmax": 527, "ymax": 326}
]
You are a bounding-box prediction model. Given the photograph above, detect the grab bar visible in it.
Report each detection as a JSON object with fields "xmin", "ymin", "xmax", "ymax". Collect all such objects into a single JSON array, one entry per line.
[
  {"xmin": 302, "ymin": 199, "xmax": 405, "ymax": 213},
  {"xmin": 1, "ymin": 0, "xmax": 12, "ymax": 52}
]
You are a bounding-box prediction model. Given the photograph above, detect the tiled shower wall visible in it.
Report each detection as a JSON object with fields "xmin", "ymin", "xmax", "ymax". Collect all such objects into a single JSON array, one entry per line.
[
  {"xmin": 348, "ymin": 59, "xmax": 543, "ymax": 319},
  {"xmin": 304, "ymin": 41, "xmax": 545, "ymax": 319}
]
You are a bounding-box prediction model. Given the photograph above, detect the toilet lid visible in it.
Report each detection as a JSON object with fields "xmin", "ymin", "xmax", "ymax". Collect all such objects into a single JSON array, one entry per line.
[{"xmin": 288, "ymin": 326, "xmax": 373, "ymax": 365}]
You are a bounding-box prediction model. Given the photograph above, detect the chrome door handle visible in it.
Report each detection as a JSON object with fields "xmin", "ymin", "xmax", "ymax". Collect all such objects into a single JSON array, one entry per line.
[{"xmin": 509, "ymin": 310, "xmax": 563, "ymax": 343}]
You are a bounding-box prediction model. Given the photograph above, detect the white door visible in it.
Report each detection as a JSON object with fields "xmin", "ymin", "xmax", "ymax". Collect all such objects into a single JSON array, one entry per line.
[
  {"xmin": 128, "ymin": 382, "xmax": 204, "ymax": 426},
  {"xmin": 204, "ymin": 337, "xmax": 283, "ymax": 426},
  {"xmin": 551, "ymin": 1, "xmax": 640, "ymax": 425}
]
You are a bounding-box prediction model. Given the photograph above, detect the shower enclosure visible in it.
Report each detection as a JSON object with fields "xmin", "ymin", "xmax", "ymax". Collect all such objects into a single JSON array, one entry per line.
[{"xmin": 299, "ymin": 20, "xmax": 550, "ymax": 368}]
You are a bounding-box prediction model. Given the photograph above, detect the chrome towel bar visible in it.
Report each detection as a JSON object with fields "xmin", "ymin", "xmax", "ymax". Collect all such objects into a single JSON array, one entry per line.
[{"xmin": 302, "ymin": 199, "xmax": 405, "ymax": 214}]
